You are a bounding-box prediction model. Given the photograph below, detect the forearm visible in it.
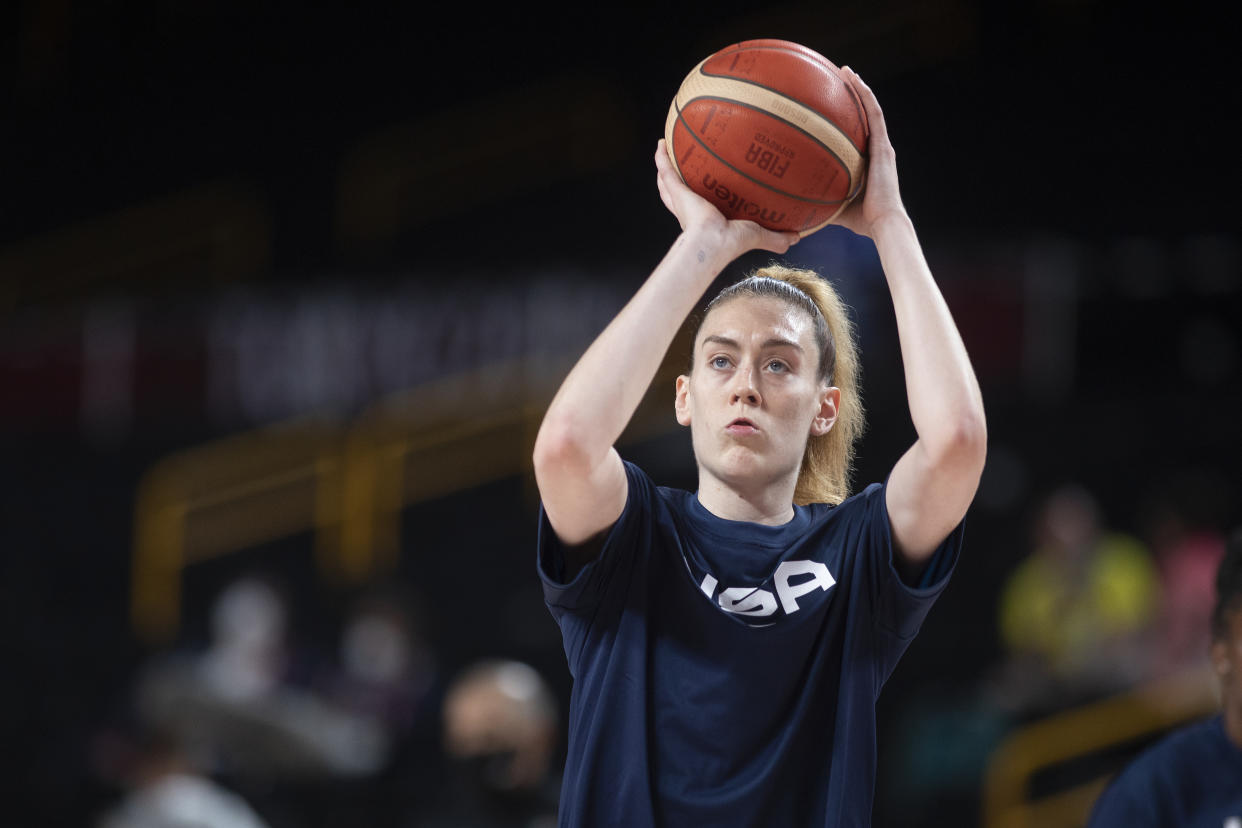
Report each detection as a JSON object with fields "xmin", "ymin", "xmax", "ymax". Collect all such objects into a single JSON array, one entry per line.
[
  {"xmin": 536, "ymin": 227, "xmax": 733, "ymax": 464},
  {"xmin": 874, "ymin": 214, "xmax": 986, "ymax": 457}
]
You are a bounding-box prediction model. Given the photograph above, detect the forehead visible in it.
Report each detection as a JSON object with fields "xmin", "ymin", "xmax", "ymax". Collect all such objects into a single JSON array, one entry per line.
[{"xmin": 696, "ymin": 295, "xmax": 817, "ymax": 349}]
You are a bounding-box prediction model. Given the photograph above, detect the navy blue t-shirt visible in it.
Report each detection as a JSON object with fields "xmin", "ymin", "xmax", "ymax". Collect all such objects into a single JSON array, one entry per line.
[
  {"xmin": 537, "ymin": 460, "xmax": 962, "ymax": 827},
  {"xmin": 1088, "ymin": 714, "xmax": 1242, "ymax": 827}
]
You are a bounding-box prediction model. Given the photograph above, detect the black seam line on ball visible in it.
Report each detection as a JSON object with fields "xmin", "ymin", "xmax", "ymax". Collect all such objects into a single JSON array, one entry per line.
[{"xmin": 675, "ymin": 98, "xmax": 852, "ymax": 206}]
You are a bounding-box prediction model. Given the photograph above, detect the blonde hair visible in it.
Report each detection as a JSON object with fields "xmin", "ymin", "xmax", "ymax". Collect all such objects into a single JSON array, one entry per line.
[{"xmin": 696, "ymin": 263, "xmax": 865, "ymax": 505}]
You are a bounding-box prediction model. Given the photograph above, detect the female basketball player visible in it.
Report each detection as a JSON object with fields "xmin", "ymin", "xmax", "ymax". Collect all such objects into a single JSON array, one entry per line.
[{"xmin": 532, "ymin": 67, "xmax": 987, "ymax": 826}]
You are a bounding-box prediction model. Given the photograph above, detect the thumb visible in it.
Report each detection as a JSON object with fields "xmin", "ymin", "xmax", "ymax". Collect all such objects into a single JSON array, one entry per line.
[{"xmin": 749, "ymin": 225, "xmax": 800, "ymax": 254}]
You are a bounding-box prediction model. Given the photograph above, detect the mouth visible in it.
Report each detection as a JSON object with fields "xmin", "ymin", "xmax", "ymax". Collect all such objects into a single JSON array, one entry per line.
[{"xmin": 725, "ymin": 418, "xmax": 759, "ymax": 435}]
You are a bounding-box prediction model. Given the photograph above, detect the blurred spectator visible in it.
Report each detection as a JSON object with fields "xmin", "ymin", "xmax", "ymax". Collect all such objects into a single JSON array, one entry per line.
[
  {"xmin": 413, "ymin": 658, "xmax": 560, "ymax": 828},
  {"xmin": 316, "ymin": 581, "xmax": 440, "ymax": 749},
  {"xmin": 94, "ymin": 723, "xmax": 272, "ymax": 828},
  {"xmin": 308, "ymin": 581, "xmax": 446, "ymax": 820},
  {"xmin": 989, "ymin": 484, "xmax": 1162, "ymax": 715},
  {"xmin": 196, "ymin": 572, "xmax": 295, "ymax": 702},
  {"xmin": 133, "ymin": 572, "xmax": 389, "ymax": 782},
  {"xmin": 1141, "ymin": 483, "xmax": 1229, "ymax": 680}
]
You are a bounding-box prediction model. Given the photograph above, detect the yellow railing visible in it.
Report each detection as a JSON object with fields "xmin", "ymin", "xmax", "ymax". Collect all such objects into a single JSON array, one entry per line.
[
  {"xmin": 130, "ymin": 414, "xmax": 345, "ymax": 643},
  {"xmin": 981, "ymin": 666, "xmax": 1220, "ymax": 828},
  {"xmin": 131, "ymin": 324, "xmax": 694, "ymax": 644}
]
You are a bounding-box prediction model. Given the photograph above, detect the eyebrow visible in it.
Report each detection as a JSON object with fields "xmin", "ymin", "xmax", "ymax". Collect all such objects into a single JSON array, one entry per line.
[{"xmin": 702, "ymin": 334, "xmax": 803, "ymax": 352}]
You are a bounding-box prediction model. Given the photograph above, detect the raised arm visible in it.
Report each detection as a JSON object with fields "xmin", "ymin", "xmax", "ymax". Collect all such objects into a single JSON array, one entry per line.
[
  {"xmin": 834, "ymin": 68, "xmax": 988, "ymax": 568},
  {"xmin": 532, "ymin": 142, "xmax": 799, "ymax": 552}
]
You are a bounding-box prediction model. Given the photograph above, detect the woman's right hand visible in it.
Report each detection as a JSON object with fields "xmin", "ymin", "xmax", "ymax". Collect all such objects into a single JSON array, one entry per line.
[{"xmin": 654, "ymin": 139, "xmax": 800, "ymax": 260}]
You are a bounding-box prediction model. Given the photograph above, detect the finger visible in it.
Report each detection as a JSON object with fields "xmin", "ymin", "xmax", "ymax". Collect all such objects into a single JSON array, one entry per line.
[
  {"xmin": 656, "ymin": 173, "xmax": 675, "ymax": 214},
  {"xmin": 653, "ymin": 147, "xmax": 681, "ymax": 215},
  {"xmin": 656, "ymin": 151, "xmax": 695, "ymax": 203},
  {"xmin": 655, "ymin": 140, "xmax": 679, "ymax": 182},
  {"xmin": 841, "ymin": 67, "xmax": 889, "ymax": 141},
  {"xmin": 655, "ymin": 139, "xmax": 673, "ymax": 172}
]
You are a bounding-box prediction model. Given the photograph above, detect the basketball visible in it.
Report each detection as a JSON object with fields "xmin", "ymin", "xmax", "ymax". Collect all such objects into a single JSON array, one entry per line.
[{"xmin": 664, "ymin": 39, "xmax": 870, "ymax": 236}]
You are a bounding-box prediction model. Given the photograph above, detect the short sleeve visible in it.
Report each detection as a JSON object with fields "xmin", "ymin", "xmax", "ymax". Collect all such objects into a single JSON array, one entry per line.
[
  {"xmin": 867, "ymin": 479, "xmax": 964, "ymax": 641},
  {"xmin": 536, "ymin": 460, "xmax": 655, "ymax": 614}
]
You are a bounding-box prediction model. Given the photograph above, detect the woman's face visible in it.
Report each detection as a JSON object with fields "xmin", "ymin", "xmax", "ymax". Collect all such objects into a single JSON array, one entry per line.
[{"xmin": 675, "ymin": 295, "xmax": 837, "ymax": 496}]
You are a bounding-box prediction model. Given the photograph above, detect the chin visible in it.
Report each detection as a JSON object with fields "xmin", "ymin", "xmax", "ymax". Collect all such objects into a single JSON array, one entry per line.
[{"xmin": 706, "ymin": 453, "xmax": 791, "ymax": 492}]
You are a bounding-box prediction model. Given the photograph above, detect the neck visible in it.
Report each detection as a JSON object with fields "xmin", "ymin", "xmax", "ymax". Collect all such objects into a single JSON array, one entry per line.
[{"xmin": 696, "ymin": 470, "xmax": 797, "ymax": 525}]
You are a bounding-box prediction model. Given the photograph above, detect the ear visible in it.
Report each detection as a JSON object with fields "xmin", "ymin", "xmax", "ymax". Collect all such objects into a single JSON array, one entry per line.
[
  {"xmin": 675, "ymin": 375, "xmax": 692, "ymax": 427},
  {"xmin": 1212, "ymin": 639, "xmax": 1231, "ymax": 677},
  {"xmin": 675, "ymin": 374, "xmax": 695, "ymax": 427},
  {"xmin": 809, "ymin": 386, "xmax": 841, "ymax": 437}
]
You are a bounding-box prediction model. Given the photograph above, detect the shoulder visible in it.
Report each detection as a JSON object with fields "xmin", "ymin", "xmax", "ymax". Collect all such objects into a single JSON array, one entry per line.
[
  {"xmin": 1132, "ymin": 716, "xmax": 1225, "ymax": 771},
  {"xmin": 1092, "ymin": 716, "xmax": 1224, "ymax": 817},
  {"xmin": 814, "ymin": 482, "xmax": 885, "ymax": 519},
  {"xmin": 622, "ymin": 459, "xmax": 693, "ymax": 518},
  {"xmin": 847, "ymin": 481, "xmax": 886, "ymax": 503},
  {"xmin": 784, "ymin": 483, "xmax": 888, "ymax": 549},
  {"xmin": 805, "ymin": 481, "xmax": 899, "ymax": 567}
]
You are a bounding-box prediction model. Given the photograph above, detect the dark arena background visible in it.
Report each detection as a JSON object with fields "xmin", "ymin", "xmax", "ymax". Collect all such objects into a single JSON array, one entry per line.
[{"xmin": 3, "ymin": 2, "xmax": 1239, "ymax": 826}]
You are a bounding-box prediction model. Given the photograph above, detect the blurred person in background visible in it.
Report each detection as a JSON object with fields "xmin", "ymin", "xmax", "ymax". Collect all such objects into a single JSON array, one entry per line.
[
  {"xmin": 990, "ymin": 483, "xmax": 1161, "ymax": 716},
  {"xmin": 95, "ymin": 722, "xmax": 272, "ymax": 828},
  {"xmin": 194, "ymin": 572, "xmax": 297, "ymax": 702},
  {"xmin": 1140, "ymin": 473, "xmax": 1230, "ymax": 681},
  {"xmin": 134, "ymin": 572, "xmax": 389, "ymax": 783},
  {"xmin": 319, "ymin": 580, "xmax": 442, "ymax": 748},
  {"xmin": 310, "ymin": 581, "xmax": 446, "ymax": 822},
  {"xmin": 413, "ymin": 658, "xmax": 560, "ymax": 828},
  {"xmin": 1087, "ymin": 526, "xmax": 1242, "ymax": 826}
]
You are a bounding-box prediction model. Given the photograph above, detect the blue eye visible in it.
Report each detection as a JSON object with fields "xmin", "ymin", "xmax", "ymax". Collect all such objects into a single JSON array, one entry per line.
[
  {"xmin": 711, "ymin": 356, "xmax": 731, "ymax": 369},
  {"xmin": 767, "ymin": 360, "xmax": 788, "ymax": 373}
]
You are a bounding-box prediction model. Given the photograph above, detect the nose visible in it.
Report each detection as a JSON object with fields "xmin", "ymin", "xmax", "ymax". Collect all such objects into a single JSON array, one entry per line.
[{"xmin": 730, "ymin": 366, "xmax": 761, "ymax": 407}]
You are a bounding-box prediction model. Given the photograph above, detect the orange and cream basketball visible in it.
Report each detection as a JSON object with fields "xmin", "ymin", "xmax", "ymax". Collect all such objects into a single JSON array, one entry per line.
[{"xmin": 664, "ymin": 39, "xmax": 870, "ymax": 236}]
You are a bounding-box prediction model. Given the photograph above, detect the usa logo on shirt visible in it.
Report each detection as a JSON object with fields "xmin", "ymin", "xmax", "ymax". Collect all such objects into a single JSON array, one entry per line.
[{"xmin": 695, "ymin": 559, "xmax": 836, "ymax": 624}]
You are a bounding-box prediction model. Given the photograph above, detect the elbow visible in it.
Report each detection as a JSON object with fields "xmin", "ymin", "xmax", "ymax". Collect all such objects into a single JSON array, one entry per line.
[
  {"xmin": 532, "ymin": 413, "xmax": 596, "ymax": 480},
  {"xmin": 957, "ymin": 408, "xmax": 989, "ymax": 474},
  {"xmin": 931, "ymin": 407, "xmax": 988, "ymax": 478}
]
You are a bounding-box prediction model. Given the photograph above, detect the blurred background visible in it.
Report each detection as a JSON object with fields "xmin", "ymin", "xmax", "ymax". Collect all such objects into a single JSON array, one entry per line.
[{"xmin": 3, "ymin": 1, "xmax": 1239, "ymax": 826}]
